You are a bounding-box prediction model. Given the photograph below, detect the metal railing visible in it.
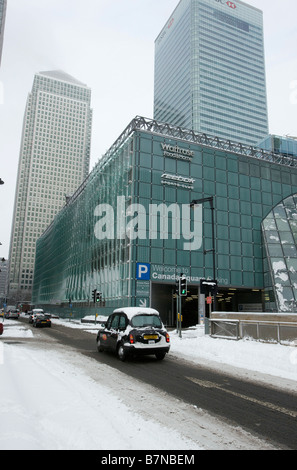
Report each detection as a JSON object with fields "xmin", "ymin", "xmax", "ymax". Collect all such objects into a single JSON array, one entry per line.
[{"xmin": 210, "ymin": 318, "xmax": 297, "ymax": 345}]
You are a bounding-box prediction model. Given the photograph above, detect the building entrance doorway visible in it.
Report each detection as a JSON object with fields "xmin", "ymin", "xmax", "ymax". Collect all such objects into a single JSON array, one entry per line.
[
  {"xmin": 216, "ymin": 288, "xmax": 263, "ymax": 313},
  {"xmin": 151, "ymin": 282, "xmax": 200, "ymax": 327},
  {"xmin": 151, "ymin": 282, "xmax": 264, "ymax": 328}
]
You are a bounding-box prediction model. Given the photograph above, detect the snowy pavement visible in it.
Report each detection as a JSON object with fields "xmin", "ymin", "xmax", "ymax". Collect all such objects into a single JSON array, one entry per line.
[{"xmin": 0, "ymin": 317, "xmax": 296, "ymax": 450}]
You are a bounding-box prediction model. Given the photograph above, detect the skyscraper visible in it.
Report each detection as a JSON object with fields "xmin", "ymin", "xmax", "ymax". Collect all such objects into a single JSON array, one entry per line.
[
  {"xmin": 154, "ymin": 0, "xmax": 269, "ymax": 146},
  {"xmin": 0, "ymin": 0, "xmax": 7, "ymax": 67},
  {"xmin": 7, "ymin": 70, "xmax": 92, "ymax": 301}
]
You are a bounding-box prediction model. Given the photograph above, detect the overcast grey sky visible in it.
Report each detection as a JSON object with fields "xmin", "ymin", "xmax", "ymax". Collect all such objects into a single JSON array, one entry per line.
[{"xmin": 0, "ymin": 0, "xmax": 297, "ymax": 259}]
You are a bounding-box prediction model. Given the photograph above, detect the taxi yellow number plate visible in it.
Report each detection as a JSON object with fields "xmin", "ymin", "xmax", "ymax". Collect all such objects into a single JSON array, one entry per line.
[{"xmin": 143, "ymin": 335, "xmax": 158, "ymax": 340}]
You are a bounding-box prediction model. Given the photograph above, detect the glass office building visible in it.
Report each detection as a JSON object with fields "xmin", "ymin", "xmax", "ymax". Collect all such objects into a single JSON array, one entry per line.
[
  {"xmin": 154, "ymin": 0, "xmax": 269, "ymax": 146},
  {"xmin": 8, "ymin": 71, "xmax": 92, "ymax": 302},
  {"xmin": 32, "ymin": 117, "xmax": 297, "ymax": 323}
]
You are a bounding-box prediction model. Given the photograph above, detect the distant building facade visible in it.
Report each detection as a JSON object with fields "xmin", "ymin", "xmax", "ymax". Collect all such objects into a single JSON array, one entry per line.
[
  {"xmin": 0, "ymin": 257, "xmax": 7, "ymax": 300},
  {"xmin": 7, "ymin": 70, "xmax": 92, "ymax": 301},
  {"xmin": 32, "ymin": 117, "xmax": 297, "ymax": 323},
  {"xmin": 258, "ymin": 135, "xmax": 297, "ymax": 159},
  {"xmin": 154, "ymin": 0, "xmax": 269, "ymax": 146}
]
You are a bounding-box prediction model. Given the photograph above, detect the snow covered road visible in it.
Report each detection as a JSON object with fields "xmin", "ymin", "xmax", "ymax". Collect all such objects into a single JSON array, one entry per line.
[{"xmin": 0, "ymin": 318, "xmax": 296, "ymax": 450}]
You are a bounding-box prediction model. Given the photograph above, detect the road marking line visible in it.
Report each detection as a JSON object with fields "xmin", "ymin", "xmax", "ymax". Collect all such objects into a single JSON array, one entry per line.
[{"xmin": 186, "ymin": 377, "xmax": 297, "ymax": 419}]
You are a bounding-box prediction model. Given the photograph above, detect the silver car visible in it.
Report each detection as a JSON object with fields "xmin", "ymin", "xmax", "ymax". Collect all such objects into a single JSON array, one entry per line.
[{"xmin": 5, "ymin": 309, "xmax": 20, "ymax": 319}]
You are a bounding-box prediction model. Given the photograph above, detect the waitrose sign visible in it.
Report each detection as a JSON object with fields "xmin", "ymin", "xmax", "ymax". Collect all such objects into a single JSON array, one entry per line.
[{"xmin": 161, "ymin": 143, "xmax": 194, "ymax": 161}]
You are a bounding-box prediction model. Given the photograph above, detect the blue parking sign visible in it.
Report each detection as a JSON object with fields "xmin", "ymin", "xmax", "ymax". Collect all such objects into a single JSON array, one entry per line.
[{"xmin": 136, "ymin": 263, "xmax": 150, "ymax": 280}]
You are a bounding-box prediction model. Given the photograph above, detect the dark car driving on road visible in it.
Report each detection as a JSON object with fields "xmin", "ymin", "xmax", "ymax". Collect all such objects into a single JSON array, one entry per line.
[
  {"xmin": 33, "ymin": 313, "xmax": 51, "ymax": 328},
  {"xmin": 96, "ymin": 307, "xmax": 170, "ymax": 361},
  {"xmin": 29, "ymin": 309, "xmax": 44, "ymax": 324}
]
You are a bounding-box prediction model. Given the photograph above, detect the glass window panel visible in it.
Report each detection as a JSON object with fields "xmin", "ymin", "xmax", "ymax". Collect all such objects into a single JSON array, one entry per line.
[
  {"xmin": 177, "ymin": 250, "xmax": 189, "ymax": 267},
  {"xmin": 230, "ymin": 241, "xmax": 241, "ymax": 255},
  {"xmin": 289, "ymin": 271, "xmax": 297, "ymax": 284},
  {"xmin": 227, "ymin": 158, "xmax": 238, "ymax": 172},
  {"xmin": 293, "ymin": 288, "xmax": 297, "ymax": 301},
  {"xmin": 279, "ymin": 231, "xmax": 294, "ymax": 245},
  {"xmin": 165, "ymin": 158, "xmax": 176, "ymax": 173},
  {"xmin": 275, "ymin": 217, "xmax": 289, "ymax": 231},
  {"xmin": 216, "ymin": 169, "xmax": 226, "ymax": 183},
  {"xmin": 265, "ymin": 231, "xmax": 280, "ymax": 243},
  {"xmin": 286, "ymin": 258, "xmax": 297, "ymax": 273},
  {"xmin": 139, "ymin": 183, "xmax": 151, "ymax": 199},
  {"xmin": 283, "ymin": 245, "xmax": 297, "ymax": 257},
  {"xmin": 153, "ymin": 156, "xmax": 164, "ymax": 170},
  {"xmin": 230, "ymin": 256, "xmax": 241, "ymax": 270},
  {"xmin": 139, "ymin": 153, "xmax": 151, "ymax": 168},
  {"xmin": 243, "ymin": 258, "xmax": 253, "ymax": 271},
  {"xmin": 231, "ymin": 270, "xmax": 242, "ymax": 285},
  {"xmin": 152, "ymin": 185, "xmax": 163, "ymax": 200},
  {"xmin": 228, "ymin": 185, "xmax": 239, "ymax": 199},
  {"xmin": 164, "ymin": 249, "xmax": 176, "ymax": 265},
  {"xmin": 277, "ymin": 286, "xmax": 294, "ymax": 301},
  {"xmin": 151, "ymin": 248, "xmax": 163, "ymax": 264},
  {"xmin": 262, "ymin": 215, "xmax": 276, "ymax": 231},
  {"xmin": 216, "ymin": 183, "xmax": 227, "ymax": 197},
  {"xmin": 139, "ymin": 168, "xmax": 151, "ymax": 183},
  {"xmin": 177, "ymin": 160, "xmax": 190, "ymax": 175},
  {"xmin": 251, "ymin": 191, "xmax": 262, "ymax": 204},
  {"xmin": 274, "ymin": 206, "xmax": 286, "ymax": 219},
  {"xmin": 243, "ymin": 271, "xmax": 254, "ymax": 286},
  {"xmin": 268, "ymin": 244, "xmax": 283, "ymax": 257},
  {"xmin": 204, "ymin": 167, "xmax": 214, "ymax": 180}
]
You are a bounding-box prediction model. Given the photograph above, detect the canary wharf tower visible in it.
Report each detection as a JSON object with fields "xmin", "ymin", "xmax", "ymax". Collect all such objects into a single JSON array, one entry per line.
[
  {"xmin": 8, "ymin": 71, "xmax": 92, "ymax": 301},
  {"xmin": 154, "ymin": 0, "xmax": 269, "ymax": 146}
]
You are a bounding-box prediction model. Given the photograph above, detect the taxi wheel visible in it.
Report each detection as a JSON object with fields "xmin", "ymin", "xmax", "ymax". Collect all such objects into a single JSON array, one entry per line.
[
  {"xmin": 117, "ymin": 343, "xmax": 126, "ymax": 361},
  {"xmin": 97, "ymin": 337, "xmax": 104, "ymax": 352}
]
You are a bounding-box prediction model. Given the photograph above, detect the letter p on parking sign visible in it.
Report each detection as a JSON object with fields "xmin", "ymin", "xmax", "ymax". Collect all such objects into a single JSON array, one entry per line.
[{"xmin": 136, "ymin": 263, "xmax": 150, "ymax": 280}]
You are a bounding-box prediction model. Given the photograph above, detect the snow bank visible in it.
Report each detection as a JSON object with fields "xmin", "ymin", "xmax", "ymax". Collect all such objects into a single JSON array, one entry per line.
[
  {"xmin": 0, "ymin": 318, "xmax": 296, "ymax": 450},
  {"xmin": 0, "ymin": 343, "xmax": 201, "ymax": 450},
  {"xmin": 169, "ymin": 326, "xmax": 297, "ymax": 383},
  {"xmin": 1, "ymin": 319, "xmax": 33, "ymax": 338}
]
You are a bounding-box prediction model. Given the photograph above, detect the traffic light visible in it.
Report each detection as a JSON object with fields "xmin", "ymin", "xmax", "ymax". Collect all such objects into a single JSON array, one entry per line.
[
  {"xmin": 175, "ymin": 278, "xmax": 179, "ymax": 295},
  {"xmin": 92, "ymin": 289, "xmax": 96, "ymax": 303},
  {"xmin": 179, "ymin": 276, "xmax": 187, "ymax": 297},
  {"xmin": 96, "ymin": 292, "xmax": 102, "ymax": 303}
]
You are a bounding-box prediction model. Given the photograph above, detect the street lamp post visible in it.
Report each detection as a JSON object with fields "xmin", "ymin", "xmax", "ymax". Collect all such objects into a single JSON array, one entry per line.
[{"xmin": 190, "ymin": 197, "xmax": 217, "ymax": 313}]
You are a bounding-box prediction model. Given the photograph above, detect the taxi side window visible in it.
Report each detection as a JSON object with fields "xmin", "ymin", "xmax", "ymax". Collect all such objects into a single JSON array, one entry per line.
[
  {"xmin": 110, "ymin": 315, "xmax": 119, "ymax": 330},
  {"xmin": 119, "ymin": 314, "xmax": 127, "ymax": 330},
  {"xmin": 106, "ymin": 316, "xmax": 113, "ymax": 330}
]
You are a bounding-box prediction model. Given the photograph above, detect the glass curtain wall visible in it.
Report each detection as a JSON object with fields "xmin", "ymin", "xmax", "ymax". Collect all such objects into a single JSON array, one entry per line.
[
  {"xmin": 33, "ymin": 137, "xmax": 134, "ymax": 310},
  {"xmin": 262, "ymin": 194, "xmax": 297, "ymax": 312}
]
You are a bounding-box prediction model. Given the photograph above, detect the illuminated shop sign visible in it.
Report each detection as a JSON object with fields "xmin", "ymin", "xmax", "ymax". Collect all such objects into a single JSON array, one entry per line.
[
  {"xmin": 161, "ymin": 143, "xmax": 194, "ymax": 161},
  {"xmin": 161, "ymin": 173, "xmax": 195, "ymax": 190}
]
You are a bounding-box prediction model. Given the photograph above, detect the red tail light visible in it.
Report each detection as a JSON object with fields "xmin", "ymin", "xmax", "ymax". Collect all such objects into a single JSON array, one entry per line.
[
  {"xmin": 166, "ymin": 333, "xmax": 170, "ymax": 343},
  {"xmin": 129, "ymin": 333, "xmax": 134, "ymax": 344}
]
